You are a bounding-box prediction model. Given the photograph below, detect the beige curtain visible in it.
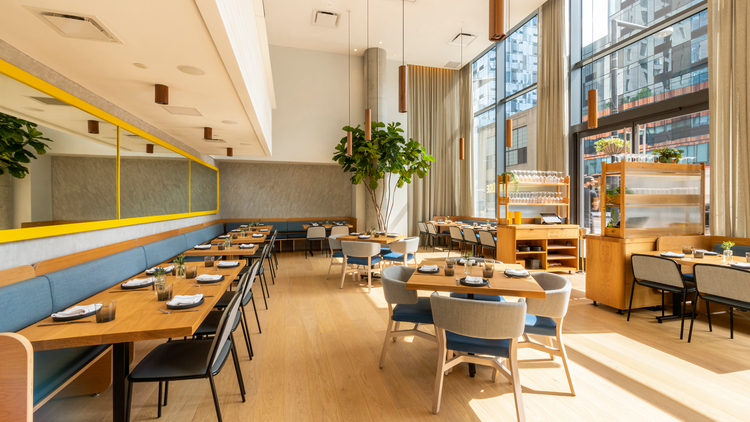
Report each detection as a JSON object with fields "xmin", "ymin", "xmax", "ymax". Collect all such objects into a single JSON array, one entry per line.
[
  {"xmin": 708, "ymin": 0, "xmax": 750, "ymax": 236},
  {"xmin": 407, "ymin": 64, "xmax": 472, "ymax": 235},
  {"xmin": 536, "ymin": 0, "xmax": 568, "ymax": 173},
  {"xmin": 459, "ymin": 64, "xmax": 475, "ymax": 216}
]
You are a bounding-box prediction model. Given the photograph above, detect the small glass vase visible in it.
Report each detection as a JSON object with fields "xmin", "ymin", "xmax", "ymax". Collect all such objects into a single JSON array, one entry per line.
[
  {"xmin": 464, "ymin": 261, "xmax": 473, "ymax": 275},
  {"xmin": 154, "ymin": 275, "xmax": 166, "ymax": 291},
  {"xmin": 723, "ymin": 249, "xmax": 733, "ymax": 262},
  {"xmin": 224, "ymin": 238, "xmax": 232, "ymax": 249},
  {"xmin": 175, "ymin": 264, "xmax": 186, "ymax": 279}
]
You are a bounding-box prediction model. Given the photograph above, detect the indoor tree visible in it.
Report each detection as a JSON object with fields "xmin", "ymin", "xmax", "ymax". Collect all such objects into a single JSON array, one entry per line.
[
  {"xmin": 0, "ymin": 112, "xmax": 52, "ymax": 178},
  {"xmin": 333, "ymin": 121, "xmax": 434, "ymax": 232}
]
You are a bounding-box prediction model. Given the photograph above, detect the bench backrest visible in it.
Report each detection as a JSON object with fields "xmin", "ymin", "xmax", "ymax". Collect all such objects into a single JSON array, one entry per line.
[{"xmin": 0, "ymin": 276, "xmax": 54, "ymax": 332}]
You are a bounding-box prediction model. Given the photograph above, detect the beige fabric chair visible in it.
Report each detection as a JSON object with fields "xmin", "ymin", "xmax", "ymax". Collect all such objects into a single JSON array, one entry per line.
[
  {"xmin": 518, "ymin": 273, "xmax": 575, "ymax": 395},
  {"xmin": 327, "ymin": 235, "xmax": 345, "ymax": 278},
  {"xmin": 330, "ymin": 225, "xmax": 349, "ymax": 237},
  {"xmin": 689, "ymin": 264, "xmax": 750, "ymax": 341},
  {"xmin": 384, "ymin": 237, "xmax": 420, "ymax": 267},
  {"xmin": 340, "ymin": 241, "xmax": 383, "ymax": 293},
  {"xmin": 448, "ymin": 226, "xmax": 465, "ymax": 257}
]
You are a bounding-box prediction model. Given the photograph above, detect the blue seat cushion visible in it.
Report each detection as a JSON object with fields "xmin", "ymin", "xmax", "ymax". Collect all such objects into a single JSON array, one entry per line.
[
  {"xmin": 682, "ymin": 273, "xmax": 695, "ymax": 282},
  {"xmin": 287, "ymin": 221, "xmax": 307, "ymax": 231},
  {"xmin": 332, "ymin": 251, "xmax": 344, "ymax": 258},
  {"xmin": 382, "ymin": 252, "xmax": 415, "ymax": 262},
  {"xmin": 347, "ymin": 256, "xmax": 383, "ymax": 266},
  {"xmin": 524, "ymin": 314, "xmax": 557, "ymax": 337},
  {"xmin": 450, "ymin": 293, "xmax": 505, "ymax": 302},
  {"xmin": 33, "ymin": 345, "xmax": 109, "ymax": 405},
  {"xmin": 0, "ymin": 276, "xmax": 53, "ymax": 332},
  {"xmin": 287, "ymin": 233, "xmax": 306, "ymax": 239},
  {"xmin": 392, "ymin": 297, "xmax": 434, "ymax": 324},
  {"xmin": 46, "ymin": 247, "xmax": 147, "ymax": 311},
  {"xmin": 142, "ymin": 235, "xmax": 189, "ymax": 268},
  {"xmin": 225, "ymin": 222, "xmax": 249, "ymax": 232},
  {"xmin": 445, "ymin": 331, "xmax": 510, "ymax": 358},
  {"xmin": 380, "ymin": 247, "xmax": 392, "ymax": 254}
]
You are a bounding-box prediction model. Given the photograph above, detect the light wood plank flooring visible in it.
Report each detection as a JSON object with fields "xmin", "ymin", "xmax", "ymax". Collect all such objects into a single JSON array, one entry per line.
[{"xmin": 36, "ymin": 248, "xmax": 750, "ymax": 422}]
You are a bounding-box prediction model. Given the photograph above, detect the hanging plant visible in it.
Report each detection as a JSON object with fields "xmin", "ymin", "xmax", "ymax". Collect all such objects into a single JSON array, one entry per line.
[
  {"xmin": 0, "ymin": 112, "xmax": 53, "ymax": 179},
  {"xmin": 594, "ymin": 137, "xmax": 628, "ymax": 155},
  {"xmin": 500, "ymin": 171, "xmax": 519, "ymax": 192}
]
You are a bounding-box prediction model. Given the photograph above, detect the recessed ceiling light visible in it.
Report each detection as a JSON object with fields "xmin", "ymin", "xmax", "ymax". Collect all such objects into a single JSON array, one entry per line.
[
  {"xmin": 393, "ymin": 54, "xmax": 397, "ymax": 56},
  {"xmin": 354, "ymin": 49, "xmax": 358, "ymax": 52},
  {"xmin": 133, "ymin": 63, "xmax": 148, "ymax": 69},
  {"xmin": 177, "ymin": 65, "xmax": 205, "ymax": 76},
  {"xmin": 21, "ymin": 106, "xmax": 44, "ymax": 112},
  {"xmin": 379, "ymin": 41, "xmax": 382, "ymax": 44},
  {"xmin": 240, "ymin": 143, "xmax": 251, "ymax": 146},
  {"xmin": 222, "ymin": 120, "xmax": 238, "ymax": 125}
]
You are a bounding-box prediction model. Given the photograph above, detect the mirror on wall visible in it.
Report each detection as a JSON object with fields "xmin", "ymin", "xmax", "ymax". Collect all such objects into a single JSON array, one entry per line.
[
  {"xmin": 0, "ymin": 73, "xmax": 118, "ymax": 230},
  {"xmin": 119, "ymin": 130, "xmax": 190, "ymax": 218},
  {"xmin": 191, "ymin": 161, "xmax": 218, "ymax": 212}
]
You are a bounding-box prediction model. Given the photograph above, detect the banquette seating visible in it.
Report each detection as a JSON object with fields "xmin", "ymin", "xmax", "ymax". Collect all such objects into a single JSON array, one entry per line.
[
  {"xmin": 224, "ymin": 217, "xmax": 357, "ymax": 252},
  {"xmin": 0, "ymin": 222, "xmax": 225, "ymax": 419}
]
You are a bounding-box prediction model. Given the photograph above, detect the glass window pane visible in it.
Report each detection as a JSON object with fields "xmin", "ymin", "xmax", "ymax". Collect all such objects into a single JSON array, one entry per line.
[
  {"xmin": 473, "ymin": 109, "xmax": 496, "ymax": 218},
  {"xmin": 507, "ymin": 89, "xmax": 538, "ymax": 116},
  {"xmin": 473, "ymin": 48, "xmax": 496, "ymax": 111},
  {"xmin": 582, "ymin": 10, "xmax": 708, "ymax": 123},
  {"xmin": 582, "ymin": 0, "xmax": 704, "ymax": 60},
  {"xmin": 506, "ymin": 16, "xmax": 538, "ymax": 97}
]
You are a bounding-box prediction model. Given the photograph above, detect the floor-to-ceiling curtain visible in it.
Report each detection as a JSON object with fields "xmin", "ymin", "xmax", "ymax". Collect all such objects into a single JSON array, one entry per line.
[
  {"xmin": 708, "ymin": 0, "xmax": 750, "ymax": 236},
  {"xmin": 536, "ymin": 0, "xmax": 568, "ymax": 173},
  {"xmin": 459, "ymin": 64, "xmax": 474, "ymax": 216},
  {"xmin": 407, "ymin": 64, "xmax": 469, "ymax": 235}
]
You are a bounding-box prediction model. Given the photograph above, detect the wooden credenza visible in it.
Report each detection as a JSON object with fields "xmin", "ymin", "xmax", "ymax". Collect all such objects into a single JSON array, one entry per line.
[{"xmin": 495, "ymin": 224, "xmax": 580, "ymax": 273}]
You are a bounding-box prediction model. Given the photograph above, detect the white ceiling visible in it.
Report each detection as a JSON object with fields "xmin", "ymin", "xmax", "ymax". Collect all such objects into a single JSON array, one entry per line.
[
  {"xmin": 0, "ymin": 0, "xmax": 269, "ymax": 158},
  {"xmin": 265, "ymin": 0, "xmax": 547, "ymax": 68}
]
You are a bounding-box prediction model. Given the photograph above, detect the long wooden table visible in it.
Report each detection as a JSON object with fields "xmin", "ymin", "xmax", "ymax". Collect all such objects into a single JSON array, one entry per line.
[
  {"xmin": 643, "ymin": 250, "xmax": 749, "ymax": 267},
  {"xmin": 210, "ymin": 235, "xmax": 267, "ymax": 244},
  {"xmin": 18, "ymin": 261, "xmax": 243, "ymax": 421},
  {"xmin": 337, "ymin": 234, "xmax": 406, "ymax": 244},
  {"xmin": 302, "ymin": 224, "xmax": 353, "ymax": 229},
  {"xmin": 182, "ymin": 243, "xmax": 259, "ymax": 258}
]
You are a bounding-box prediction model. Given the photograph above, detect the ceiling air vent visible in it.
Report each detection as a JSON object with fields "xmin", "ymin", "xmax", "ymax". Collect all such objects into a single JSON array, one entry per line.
[
  {"xmin": 162, "ymin": 106, "xmax": 203, "ymax": 117},
  {"xmin": 29, "ymin": 96, "xmax": 71, "ymax": 106},
  {"xmin": 26, "ymin": 7, "xmax": 122, "ymax": 43},
  {"xmin": 448, "ymin": 32, "xmax": 477, "ymax": 47},
  {"xmin": 203, "ymin": 138, "xmax": 227, "ymax": 144},
  {"xmin": 311, "ymin": 10, "xmax": 339, "ymax": 28},
  {"xmin": 444, "ymin": 61, "xmax": 461, "ymax": 69}
]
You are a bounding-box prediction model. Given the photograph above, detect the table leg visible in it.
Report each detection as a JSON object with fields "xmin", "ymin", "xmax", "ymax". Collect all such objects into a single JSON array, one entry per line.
[
  {"xmin": 113, "ymin": 342, "xmax": 130, "ymax": 422},
  {"xmin": 467, "ymin": 293, "xmax": 476, "ymax": 377},
  {"xmin": 656, "ymin": 292, "xmax": 685, "ymax": 323}
]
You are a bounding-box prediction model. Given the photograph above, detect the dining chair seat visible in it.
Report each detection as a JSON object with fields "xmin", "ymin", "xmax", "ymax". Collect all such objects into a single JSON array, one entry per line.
[
  {"xmin": 347, "ymin": 256, "xmax": 383, "ymax": 266},
  {"xmin": 392, "ymin": 297, "xmax": 434, "ymax": 324},
  {"xmin": 382, "ymin": 252, "xmax": 414, "ymax": 262},
  {"xmin": 524, "ymin": 315, "xmax": 557, "ymax": 337},
  {"xmin": 129, "ymin": 339, "xmax": 231, "ymax": 382},
  {"xmin": 380, "ymin": 247, "xmax": 392, "ymax": 255},
  {"xmin": 195, "ymin": 310, "xmax": 240, "ymax": 336},
  {"xmin": 332, "ymin": 251, "xmax": 344, "ymax": 258},
  {"xmin": 445, "ymin": 331, "xmax": 511, "ymax": 358},
  {"xmin": 450, "ymin": 293, "xmax": 505, "ymax": 302}
]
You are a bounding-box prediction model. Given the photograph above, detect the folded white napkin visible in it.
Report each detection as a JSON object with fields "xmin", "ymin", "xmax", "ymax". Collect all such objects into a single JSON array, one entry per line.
[
  {"xmin": 194, "ymin": 244, "xmax": 211, "ymax": 250},
  {"xmin": 350, "ymin": 232, "xmax": 360, "ymax": 236},
  {"xmin": 387, "ymin": 233, "xmax": 398, "ymax": 237},
  {"xmin": 696, "ymin": 249, "xmax": 718, "ymax": 256},
  {"xmin": 312, "ymin": 223, "xmax": 319, "ymax": 226},
  {"xmin": 231, "ymin": 229, "xmax": 241, "ymax": 232},
  {"xmin": 359, "ymin": 235, "xmax": 371, "ymax": 239},
  {"xmin": 464, "ymin": 276, "xmax": 484, "ymax": 284},
  {"xmin": 218, "ymin": 261, "xmax": 239, "ymax": 267},
  {"xmin": 147, "ymin": 265, "xmax": 174, "ymax": 274},
  {"xmin": 459, "ymin": 258, "xmax": 476, "ymax": 265},
  {"xmin": 167, "ymin": 294, "xmax": 203, "ymax": 306},
  {"xmin": 730, "ymin": 262, "xmax": 750, "ymax": 269},
  {"xmin": 239, "ymin": 225, "xmax": 248, "ymax": 228},
  {"xmin": 196, "ymin": 274, "xmax": 223, "ymax": 282},
  {"xmin": 123, "ymin": 277, "xmax": 154, "ymax": 287},
  {"xmin": 52, "ymin": 304, "xmax": 101, "ymax": 318},
  {"xmin": 660, "ymin": 252, "xmax": 685, "ymax": 258},
  {"xmin": 239, "ymin": 244, "xmax": 255, "ymax": 249},
  {"xmin": 218, "ymin": 235, "xmax": 230, "ymax": 239},
  {"xmin": 260, "ymin": 229, "xmax": 269, "ymax": 232},
  {"xmin": 252, "ymin": 233, "xmax": 263, "ymax": 237},
  {"xmin": 504, "ymin": 268, "xmax": 530, "ymax": 278},
  {"xmin": 420, "ymin": 265, "xmax": 438, "ymax": 271}
]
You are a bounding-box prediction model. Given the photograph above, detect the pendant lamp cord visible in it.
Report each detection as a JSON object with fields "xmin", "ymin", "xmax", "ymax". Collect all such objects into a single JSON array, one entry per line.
[
  {"xmin": 348, "ymin": 10, "xmax": 351, "ymax": 126},
  {"xmin": 460, "ymin": 27, "xmax": 463, "ymax": 139},
  {"xmin": 402, "ymin": 0, "xmax": 405, "ymax": 66}
]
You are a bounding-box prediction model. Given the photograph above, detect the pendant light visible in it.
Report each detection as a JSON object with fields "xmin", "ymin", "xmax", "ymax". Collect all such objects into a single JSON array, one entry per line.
[
  {"xmin": 87, "ymin": 120, "xmax": 99, "ymax": 134},
  {"xmin": 346, "ymin": 10, "xmax": 353, "ymax": 156},
  {"xmin": 364, "ymin": 0, "xmax": 372, "ymax": 141},
  {"xmin": 489, "ymin": 0, "xmax": 509, "ymax": 42},
  {"xmin": 506, "ymin": 119, "xmax": 513, "ymax": 148},
  {"xmin": 588, "ymin": 89, "xmax": 599, "ymax": 129},
  {"xmin": 155, "ymin": 84, "xmax": 169, "ymax": 105},
  {"xmin": 459, "ymin": 28, "xmax": 464, "ymax": 161},
  {"xmin": 398, "ymin": 0, "xmax": 407, "ymax": 113}
]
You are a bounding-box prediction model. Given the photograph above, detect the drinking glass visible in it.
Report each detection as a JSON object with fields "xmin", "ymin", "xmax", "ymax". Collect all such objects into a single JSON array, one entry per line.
[
  {"xmin": 186, "ymin": 265, "xmax": 197, "ymax": 279},
  {"xmin": 96, "ymin": 300, "xmax": 117, "ymax": 323},
  {"xmin": 157, "ymin": 283, "xmax": 173, "ymax": 301},
  {"xmin": 746, "ymin": 252, "xmax": 750, "ymax": 263},
  {"xmin": 482, "ymin": 262, "xmax": 495, "ymax": 278},
  {"xmin": 444, "ymin": 260, "xmax": 455, "ymax": 277},
  {"xmin": 204, "ymin": 256, "xmax": 215, "ymax": 267},
  {"xmin": 682, "ymin": 245, "xmax": 693, "ymax": 255}
]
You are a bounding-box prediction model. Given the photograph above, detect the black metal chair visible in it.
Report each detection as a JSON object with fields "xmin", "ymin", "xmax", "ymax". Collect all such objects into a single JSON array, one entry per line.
[
  {"xmin": 417, "ymin": 221, "xmax": 429, "ymax": 250},
  {"xmin": 447, "ymin": 226, "xmax": 465, "ymax": 257},
  {"xmin": 628, "ymin": 254, "xmax": 697, "ymax": 340},
  {"xmin": 426, "ymin": 222, "xmax": 450, "ymax": 252},
  {"xmin": 212, "ymin": 261, "xmax": 262, "ymax": 340},
  {"xmin": 126, "ymin": 293, "xmax": 245, "ymax": 422},
  {"xmin": 688, "ymin": 264, "xmax": 750, "ymax": 342},
  {"xmin": 242, "ymin": 243, "xmax": 270, "ymax": 307}
]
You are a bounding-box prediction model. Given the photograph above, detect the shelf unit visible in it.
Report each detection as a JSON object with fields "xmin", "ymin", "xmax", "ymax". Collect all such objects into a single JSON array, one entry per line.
[{"xmin": 496, "ymin": 175, "xmax": 571, "ymax": 224}]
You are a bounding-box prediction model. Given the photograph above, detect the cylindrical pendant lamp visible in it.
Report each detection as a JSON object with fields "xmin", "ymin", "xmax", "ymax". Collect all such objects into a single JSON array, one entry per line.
[
  {"xmin": 365, "ymin": 108, "xmax": 372, "ymax": 141},
  {"xmin": 459, "ymin": 137, "xmax": 465, "ymax": 160},
  {"xmin": 588, "ymin": 89, "xmax": 598, "ymax": 129},
  {"xmin": 347, "ymin": 131, "xmax": 353, "ymax": 156},
  {"xmin": 155, "ymin": 84, "xmax": 169, "ymax": 105},
  {"xmin": 399, "ymin": 66, "xmax": 408, "ymax": 113},
  {"xmin": 506, "ymin": 119, "xmax": 513, "ymax": 148},
  {"xmin": 227, "ymin": 148, "xmax": 233, "ymax": 157},
  {"xmin": 87, "ymin": 120, "xmax": 99, "ymax": 134},
  {"xmin": 204, "ymin": 127, "xmax": 213, "ymax": 140},
  {"xmin": 489, "ymin": 0, "xmax": 508, "ymax": 41},
  {"xmin": 146, "ymin": 144, "xmax": 154, "ymax": 154}
]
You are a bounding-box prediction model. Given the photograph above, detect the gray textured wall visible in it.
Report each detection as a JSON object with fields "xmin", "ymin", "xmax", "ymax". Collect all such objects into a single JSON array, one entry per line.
[
  {"xmin": 191, "ymin": 162, "xmax": 218, "ymax": 212},
  {"xmin": 120, "ymin": 158, "xmax": 189, "ymax": 218},
  {"xmin": 0, "ymin": 173, "xmax": 12, "ymax": 230},
  {"xmin": 219, "ymin": 162, "xmax": 353, "ymax": 218},
  {"xmin": 52, "ymin": 156, "xmax": 117, "ymax": 221}
]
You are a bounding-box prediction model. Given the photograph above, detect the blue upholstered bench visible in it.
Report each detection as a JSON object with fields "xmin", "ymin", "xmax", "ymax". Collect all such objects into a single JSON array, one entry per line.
[{"xmin": 713, "ymin": 243, "xmax": 750, "ymax": 258}]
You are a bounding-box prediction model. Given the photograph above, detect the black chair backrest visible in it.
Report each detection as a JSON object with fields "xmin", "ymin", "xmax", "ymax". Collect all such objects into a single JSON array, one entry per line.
[
  {"xmin": 631, "ymin": 254, "xmax": 685, "ymax": 289},
  {"xmin": 694, "ymin": 264, "xmax": 750, "ymax": 304},
  {"xmin": 241, "ymin": 261, "xmax": 261, "ymax": 306},
  {"xmin": 207, "ymin": 292, "xmax": 242, "ymax": 371}
]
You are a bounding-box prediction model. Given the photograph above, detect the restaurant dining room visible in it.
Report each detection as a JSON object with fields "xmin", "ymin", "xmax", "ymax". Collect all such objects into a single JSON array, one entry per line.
[{"xmin": 1, "ymin": 0, "xmax": 749, "ymax": 421}]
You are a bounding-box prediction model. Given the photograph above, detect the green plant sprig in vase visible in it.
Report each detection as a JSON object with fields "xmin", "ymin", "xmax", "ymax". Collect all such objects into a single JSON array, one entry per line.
[
  {"xmin": 173, "ymin": 254, "xmax": 186, "ymax": 279},
  {"xmin": 722, "ymin": 240, "xmax": 735, "ymax": 262}
]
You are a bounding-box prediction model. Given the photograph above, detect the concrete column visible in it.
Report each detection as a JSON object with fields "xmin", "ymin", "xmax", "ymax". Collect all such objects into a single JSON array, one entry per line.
[{"xmin": 361, "ymin": 47, "xmax": 388, "ymax": 230}]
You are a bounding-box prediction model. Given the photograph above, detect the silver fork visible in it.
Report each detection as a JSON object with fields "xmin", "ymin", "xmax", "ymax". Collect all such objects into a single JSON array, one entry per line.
[{"xmin": 158, "ymin": 308, "xmax": 200, "ymax": 314}]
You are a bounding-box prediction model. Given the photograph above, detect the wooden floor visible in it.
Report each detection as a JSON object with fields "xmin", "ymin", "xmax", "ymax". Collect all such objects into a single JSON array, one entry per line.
[{"xmin": 36, "ymin": 248, "xmax": 750, "ymax": 422}]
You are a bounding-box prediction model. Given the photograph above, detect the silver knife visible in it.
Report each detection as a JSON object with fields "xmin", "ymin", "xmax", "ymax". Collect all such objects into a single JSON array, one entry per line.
[{"xmin": 38, "ymin": 320, "xmax": 94, "ymax": 327}]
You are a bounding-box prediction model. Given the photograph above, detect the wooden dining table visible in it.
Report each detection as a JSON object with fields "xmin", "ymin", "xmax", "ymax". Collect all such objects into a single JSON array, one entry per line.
[
  {"xmin": 643, "ymin": 250, "xmax": 749, "ymax": 268},
  {"xmin": 210, "ymin": 234, "xmax": 267, "ymax": 244},
  {"xmin": 336, "ymin": 234, "xmax": 407, "ymax": 244},
  {"xmin": 232, "ymin": 224, "xmax": 274, "ymax": 232},
  {"xmin": 302, "ymin": 224, "xmax": 354, "ymax": 229},
  {"xmin": 18, "ymin": 261, "xmax": 243, "ymax": 422},
  {"xmin": 182, "ymin": 242, "xmax": 259, "ymax": 259}
]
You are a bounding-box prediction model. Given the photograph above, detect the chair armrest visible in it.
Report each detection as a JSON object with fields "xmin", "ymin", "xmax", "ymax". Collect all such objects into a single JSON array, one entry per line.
[{"xmin": 0, "ymin": 333, "xmax": 33, "ymax": 422}]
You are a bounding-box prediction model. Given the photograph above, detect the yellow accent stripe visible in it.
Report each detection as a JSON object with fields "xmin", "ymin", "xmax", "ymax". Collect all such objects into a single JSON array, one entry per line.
[
  {"xmin": 188, "ymin": 160, "xmax": 192, "ymax": 213},
  {"xmin": 116, "ymin": 126, "xmax": 121, "ymax": 219}
]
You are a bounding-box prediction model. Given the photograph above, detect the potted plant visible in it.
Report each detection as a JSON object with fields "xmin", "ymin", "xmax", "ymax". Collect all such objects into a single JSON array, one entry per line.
[
  {"xmin": 333, "ymin": 121, "xmax": 434, "ymax": 232},
  {"xmin": 500, "ymin": 171, "xmax": 519, "ymax": 192},
  {"xmin": 594, "ymin": 137, "xmax": 629, "ymax": 159},
  {"xmin": 463, "ymin": 251, "xmax": 473, "ymax": 275},
  {"xmin": 0, "ymin": 112, "xmax": 53, "ymax": 178},
  {"xmin": 370, "ymin": 226, "xmax": 378, "ymax": 237},
  {"xmin": 652, "ymin": 147, "xmax": 683, "ymax": 163},
  {"xmin": 721, "ymin": 240, "xmax": 735, "ymax": 262},
  {"xmin": 173, "ymin": 254, "xmax": 186, "ymax": 279}
]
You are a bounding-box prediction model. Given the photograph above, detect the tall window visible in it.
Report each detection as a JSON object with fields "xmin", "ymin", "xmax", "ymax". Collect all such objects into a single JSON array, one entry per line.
[{"xmin": 471, "ymin": 12, "xmax": 539, "ymax": 217}]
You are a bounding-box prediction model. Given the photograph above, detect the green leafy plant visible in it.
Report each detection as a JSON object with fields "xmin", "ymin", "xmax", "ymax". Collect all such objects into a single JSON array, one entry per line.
[
  {"xmin": 0, "ymin": 112, "xmax": 53, "ymax": 178},
  {"xmin": 594, "ymin": 137, "xmax": 628, "ymax": 155},
  {"xmin": 500, "ymin": 171, "xmax": 519, "ymax": 192},
  {"xmin": 152, "ymin": 267, "xmax": 167, "ymax": 277},
  {"xmin": 173, "ymin": 254, "xmax": 186, "ymax": 266},
  {"xmin": 333, "ymin": 121, "xmax": 434, "ymax": 231},
  {"xmin": 652, "ymin": 147, "xmax": 683, "ymax": 163},
  {"xmin": 606, "ymin": 186, "xmax": 633, "ymax": 203},
  {"xmin": 722, "ymin": 241, "xmax": 735, "ymax": 250}
]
